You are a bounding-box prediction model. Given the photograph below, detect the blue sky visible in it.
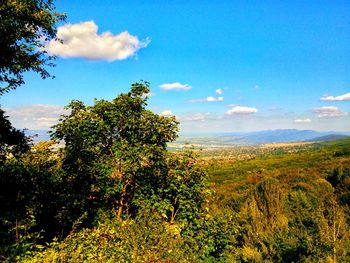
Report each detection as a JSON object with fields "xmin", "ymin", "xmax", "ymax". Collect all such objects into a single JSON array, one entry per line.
[{"xmin": 1, "ymin": 0, "xmax": 350, "ymax": 133}]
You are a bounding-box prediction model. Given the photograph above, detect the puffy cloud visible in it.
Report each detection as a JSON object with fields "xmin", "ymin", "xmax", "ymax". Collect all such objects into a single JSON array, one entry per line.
[
  {"xmin": 215, "ymin": 89, "xmax": 223, "ymax": 95},
  {"xmin": 226, "ymin": 106, "xmax": 258, "ymax": 115},
  {"xmin": 45, "ymin": 21, "xmax": 150, "ymax": 61},
  {"xmin": 320, "ymin": 92, "xmax": 350, "ymax": 101},
  {"xmin": 160, "ymin": 110, "xmax": 174, "ymax": 116},
  {"xmin": 294, "ymin": 118, "xmax": 312, "ymax": 123},
  {"xmin": 313, "ymin": 106, "xmax": 348, "ymax": 118},
  {"xmin": 5, "ymin": 104, "xmax": 68, "ymax": 130},
  {"xmin": 159, "ymin": 82, "xmax": 192, "ymax": 91}
]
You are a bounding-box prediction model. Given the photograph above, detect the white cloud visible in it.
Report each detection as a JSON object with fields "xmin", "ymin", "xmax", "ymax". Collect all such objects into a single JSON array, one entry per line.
[
  {"xmin": 215, "ymin": 89, "xmax": 223, "ymax": 95},
  {"xmin": 320, "ymin": 92, "xmax": 350, "ymax": 101},
  {"xmin": 254, "ymin": 85, "xmax": 260, "ymax": 90},
  {"xmin": 45, "ymin": 21, "xmax": 150, "ymax": 61},
  {"xmin": 159, "ymin": 82, "xmax": 192, "ymax": 91},
  {"xmin": 179, "ymin": 113, "xmax": 208, "ymax": 122},
  {"xmin": 226, "ymin": 106, "xmax": 258, "ymax": 115},
  {"xmin": 206, "ymin": 96, "xmax": 224, "ymax": 102},
  {"xmin": 189, "ymin": 89, "xmax": 224, "ymax": 103},
  {"xmin": 313, "ymin": 106, "xmax": 348, "ymax": 118},
  {"xmin": 160, "ymin": 110, "xmax": 174, "ymax": 116},
  {"xmin": 5, "ymin": 104, "xmax": 68, "ymax": 130},
  {"xmin": 294, "ymin": 118, "xmax": 312, "ymax": 123},
  {"xmin": 189, "ymin": 96, "xmax": 224, "ymax": 103}
]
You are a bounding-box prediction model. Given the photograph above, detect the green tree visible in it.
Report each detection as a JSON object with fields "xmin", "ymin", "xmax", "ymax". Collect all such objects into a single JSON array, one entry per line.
[
  {"xmin": 0, "ymin": 0, "xmax": 65, "ymax": 94},
  {"xmin": 51, "ymin": 82, "xmax": 180, "ymax": 222},
  {"xmin": 0, "ymin": 108, "xmax": 30, "ymax": 161},
  {"xmin": 0, "ymin": 110, "xmax": 30, "ymax": 248},
  {"xmin": 0, "ymin": 111, "xmax": 34, "ymax": 260},
  {"xmin": 0, "ymin": 141, "xmax": 64, "ymax": 261},
  {"xmin": 0, "ymin": 81, "xmax": 211, "ymax": 261},
  {"xmin": 148, "ymin": 151, "xmax": 208, "ymax": 224}
]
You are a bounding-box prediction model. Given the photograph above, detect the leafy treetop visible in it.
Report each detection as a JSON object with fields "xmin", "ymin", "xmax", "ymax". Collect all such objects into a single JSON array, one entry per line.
[
  {"xmin": 51, "ymin": 82, "xmax": 181, "ymax": 218},
  {"xmin": 0, "ymin": 0, "xmax": 66, "ymax": 94}
]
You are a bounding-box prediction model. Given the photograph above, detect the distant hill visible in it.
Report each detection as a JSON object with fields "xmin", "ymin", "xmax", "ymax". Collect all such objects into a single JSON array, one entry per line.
[
  {"xmin": 223, "ymin": 129, "xmax": 350, "ymax": 144},
  {"xmin": 306, "ymin": 134, "xmax": 350, "ymax": 142},
  {"xmin": 238, "ymin": 129, "xmax": 329, "ymax": 144},
  {"xmin": 176, "ymin": 129, "xmax": 350, "ymax": 148}
]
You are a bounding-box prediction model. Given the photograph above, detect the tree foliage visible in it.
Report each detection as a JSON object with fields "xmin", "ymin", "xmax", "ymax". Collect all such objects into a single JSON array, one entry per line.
[
  {"xmin": 0, "ymin": 82, "xmax": 211, "ymax": 261},
  {"xmin": 0, "ymin": 109, "xmax": 30, "ymax": 160},
  {"xmin": 51, "ymin": 82, "xmax": 181, "ymax": 219},
  {"xmin": 0, "ymin": 0, "xmax": 65, "ymax": 94}
]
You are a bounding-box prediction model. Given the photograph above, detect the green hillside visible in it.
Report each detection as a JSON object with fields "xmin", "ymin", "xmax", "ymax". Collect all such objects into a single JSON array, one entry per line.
[{"xmin": 207, "ymin": 138, "xmax": 350, "ymax": 197}]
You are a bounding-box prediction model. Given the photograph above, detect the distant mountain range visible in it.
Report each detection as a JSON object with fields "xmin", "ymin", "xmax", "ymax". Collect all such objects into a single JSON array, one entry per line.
[
  {"xmin": 305, "ymin": 134, "xmax": 350, "ymax": 142},
  {"xmin": 26, "ymin": 129, "xmax": 350, "ymax": 146},
  {"xmin": 224, "ymin": 129, "xmax": 350, "ymax": 144},
  {"xmin": 177, "ymin": 129, "xmax": 350, "ymax": 146}
]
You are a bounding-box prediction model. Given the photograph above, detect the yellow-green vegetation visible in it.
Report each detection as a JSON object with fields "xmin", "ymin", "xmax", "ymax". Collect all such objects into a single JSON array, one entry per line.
[
  {"xmin": 206, "ymin": 139, "xmax": 350, "ymax": 199},
  {"xmin": 205, "ymin": 138, "xmax": 350, "ymax": 262},
  {"xmin": 22, "ymin": 215, "xmax": 194, "ymax": 263}
]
